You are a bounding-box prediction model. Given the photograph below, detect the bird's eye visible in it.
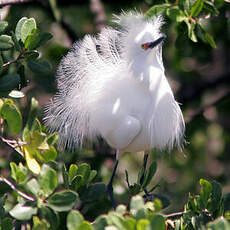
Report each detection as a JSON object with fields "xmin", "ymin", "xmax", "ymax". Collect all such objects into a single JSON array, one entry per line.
[{"xmin": 141, "ymin": 43, "xmax": 150, "ymax": 50}]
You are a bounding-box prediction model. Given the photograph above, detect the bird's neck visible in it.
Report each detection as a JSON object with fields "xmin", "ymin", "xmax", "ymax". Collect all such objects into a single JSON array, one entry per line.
[{"xmin": 129, "ymin": 54, "xmax": 164, "ymax": 90}]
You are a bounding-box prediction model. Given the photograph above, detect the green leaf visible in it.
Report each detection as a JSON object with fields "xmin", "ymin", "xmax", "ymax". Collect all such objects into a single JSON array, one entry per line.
[
  {"xmin": 204, "ymin": 32, "xmax": 216, "ymax": 49},
  {"xmin": 77, "ymin": 221, "xmax": 93, "ymax": 230},
  {"xmin": 0, "ymin": 218, "xmax": 13, "ymax": 230},
  {"xmin": 42, "ymin": 146, "xmax": 57, "ymax": 163},
  {"xmin": 0, "ymin": 194, "xmax": 7, "ymax": 219},
  {"xmin": 184, "ymin": 19, "xmax": 198, "ymax": 42},
  {"xmin": 190, "ymin": 0, "xmax": 204, "ymax": 17},
  {"xmin": 0, "ymin": 73, "xmax": 20, "ymax": 92},
  {"xmin": 71, "ymin": 175, "xmax": 84, "ymax": 191},
  {"xmin": 15, "ymin": 17, "xmax": 28, "ymax": 41},
  {"xmin": 10, "ymin": 162, "xmax": 17, "ymax": 181},
  {"xmin": 129, "ymin": 183, "xmax": 142, "ymax": 196},
  {"xmin": 9, "ymin": 90, "xmax": 25, "ymax": 98},
  {"xmin": 47, "ymin": 133, "xmax": 59, "ymax": 145},
  {"xmin": 154, "ymin": 194, "xmax": 170, "ymax": 209},
  {"xmin": 27, "ymin": 178, "xmax": 41, "ymax": 197},
  {"xmin": 37, "ymin": 32, "xmax": 53, "ymax": 47},
  {"xmin": 209, "ymin": 181, "xmax": 222, "ymax": 212},
  {"xmin": 9, "ymin": 203, "xmax": 37, "ymax": 221},
  {"xmin": 24, "ymin": 50, "xmax": 39, "ymax": 60},
  {"xmin": 39, "ymin": 207, "xmax": 60, "ymax": 230},
  {"xmin": 0, "ymin": 35, "xmax": 13, "ymax": 51},
  {"xmin": 150, "ymin": 214, "xmax": 166, "ymax": 230},
  {"xmin": 27, "ymin": 60, "xmax": 52, "ymax": 73},
  {"xmin": 1, "ymin": 100, "xmax": 22, "ymax": 135},
  {"xmin": 69, "ymin": 164, "xmax": 78, "ymax": 182},
  {"xmin": 93, "ymin": 215, "xmax": 109, "ymax": 230},
  {"xmin": 47, "ymin": 190, "xmax": 79, "ymax": 212},
  {"xmin": 223, "ymin": 193, "xmax": 230, "ymax": 213},
  {"xmin": 20, "ymin": 18, "xmax": 37, "ymax": 43},
  {"xmin": 62, "ymin": 165, "xmax": 69, "ymax": 188},
  {"xmin": 80, "ymin": 182, "xmax": 106, "ymax": 203},
  {"xmin": 32, "ymin": 216, "xmax": 50, "ymax": 230},
  {"xmin": 142, "ymin": 162, "xmax": 157, "ymax": 188},
  {"xmin": 23, "ymin": 97, "xmax": 39, "ymax": 141},
  {"xmin": 67, "ymin": 210, "xmax": 84, "ymax": 230},
  {"xmin": 145, "ymin": 4, "xmax": 170, "ymax": 18},
  {"xmin": 178, "ymin": 0, "xmax": 191, "ymax": 12},
  {"xmin": 207, "ymin": 217, "xmax": 230, "ymax": 229},
  {"xmin": 204, "ymin": 1, "xmax": 219, "ymax": 16},
  {"xmin": 137, "ymin": 219, "xmax": 150, "ymax": 230},
  {"xmin": 0, "ymin": 54, "xmax": 3, "ymax": 73},
  {"xmin": 166, "ymin": 6, "xmax": 186, "ymax": 22},
  {"xmin": 10, "ymin": 31, "xmax": 21, "ymax": 51},
  {"xmin": 200, "ymin": 179, "xmax": 212, "ymax": 206},
  {"xmin": 0, "ymin": 21, "xmax": 8, "ymax": 34},
  {"xmin": 24, "ymin": 146, "xmax": 41, "ymax": 174},
  {"xmin": 24, "ymin": 28, "xmax": 40, "ymax": 50},
  {"xmin": 87, "ymin": 170, "xmax": 97, "ymax": 184},
  {"xmin": 40, "ymin": 164, "xmax": 58, "ymax": 197},
  {"xmin": 130, "ymin": 195, "xmax": 145, "ymax": 214},
  {"xmin": 77, "ymin": 163, "xmax": 90, "ymax": 185}
]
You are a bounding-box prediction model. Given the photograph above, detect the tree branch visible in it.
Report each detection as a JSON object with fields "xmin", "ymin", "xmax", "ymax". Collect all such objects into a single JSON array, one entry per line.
[
  {"xmin": 0, "ymin": 0, "xmax": 33, "ymax": 7},
  {"xmin": 177, "ymin": 74, "xmax": 230, "ymax": 105},
  {"xmin": 0, "ymin": 177, "xmax": 35, "ymax": 201},
  {"xmin": 185, "ymin": 88, "xmax": 230, "ymax": 123},
  {"xmin": 90, "ymin": 0, "xmax": 106, "ymax": 31}
]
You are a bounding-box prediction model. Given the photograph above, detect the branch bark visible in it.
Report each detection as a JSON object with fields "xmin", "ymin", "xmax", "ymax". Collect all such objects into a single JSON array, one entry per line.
[
  {"xmin": 0, "ymin": 177, "xmax": 35, "ymax": 201},
  {"xmin": 90, "ymin": 0, "xmax": 106, "ymax": 31},
  {"xmin": 0, "ymin": 0, "xmax": 34, "ymax": 7}
]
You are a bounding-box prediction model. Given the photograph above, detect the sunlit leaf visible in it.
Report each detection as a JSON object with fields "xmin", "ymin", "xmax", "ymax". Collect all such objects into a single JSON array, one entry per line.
[
  {"xmin": 40, "ymin": 164, "xmax": 58, "ymax": 197},
  {"xmin": 67, "ymin": 210, "xmax": 84, "ymax": 230},
  {"xmin": 145, "ymin": 4, "xmax": 170, "ymax": 18},
  {"xmin": 27, "ymin": 178, "xmax": 40, "ymax": 197},
  {"xmin": 9, "ymin": 203, "xmax": 37, "ymax": 221},
  {"xmin": 190, "ymin": 0, "xmax": 204, "ymax": 17},
  {"xmin": 69, "ymin": 164, "xmax": 78, "ymax": 182},
  {"xmin": 15, "ymin": 17, "xmax": 27, "ymax": 41},
  {"xmin": 20, "ymin": 18, "xmax": 37, "ymax": 43},
  {"xmin": 24, "ymin": 146, "xmax": 41, "ymax": 175},
  {"xmin": 1, "ymin": 100, "xmax": 22, "ymax": 135}
]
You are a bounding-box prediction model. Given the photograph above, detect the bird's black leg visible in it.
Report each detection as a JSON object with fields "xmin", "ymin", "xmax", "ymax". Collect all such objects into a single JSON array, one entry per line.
[
  {"xmin": 107, "ymin": 158, "xmax": 119, "ymax": 209},
  {"xmin": 140, "ymin": 153, "xmax": 149, "ymax": 185}
]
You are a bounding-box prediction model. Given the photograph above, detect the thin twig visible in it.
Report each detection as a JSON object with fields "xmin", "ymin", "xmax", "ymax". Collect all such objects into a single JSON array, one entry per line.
[
  {"xmin": 2, "ymin": 49, "xmax": 25, "ymax": 68},
  {"xmin": 186, "ymin": 89, "xmax": 230, "ymax": 123},
  {"xmin": 165, "ymin": 211, "xmax": 184, "ymax": 219},
  {"xmin": 0, "ymin": 0, "xmax": 33, "ymax": 7},
  {"xmin": 0, "ymin": 177, "xmax": 35, "ymax": 201},
  {"xmin": 90, "ymin": 0, "xmax": 106, "ymax": 32}
]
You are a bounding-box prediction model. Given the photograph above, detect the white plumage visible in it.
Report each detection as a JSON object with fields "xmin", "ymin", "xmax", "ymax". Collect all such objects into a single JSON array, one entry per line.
[{"xmin": 44, "ymin": 11, "xmax": 185, "ymax": 154}]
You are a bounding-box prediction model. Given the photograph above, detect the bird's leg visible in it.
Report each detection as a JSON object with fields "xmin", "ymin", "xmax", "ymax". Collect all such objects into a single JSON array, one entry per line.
[
  {"xmin": 107, "ymin": 150, "xmax": 120, "ymax": 209},
  {"xmin": 140, "ymin": 151, "xmax": 149, "ymax": 185}
]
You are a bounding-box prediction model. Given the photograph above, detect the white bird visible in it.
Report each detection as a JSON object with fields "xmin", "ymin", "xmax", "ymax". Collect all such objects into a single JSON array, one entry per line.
[{"xmin": 44, "ymin": 11, "xmax": 185, "ymax": 208}]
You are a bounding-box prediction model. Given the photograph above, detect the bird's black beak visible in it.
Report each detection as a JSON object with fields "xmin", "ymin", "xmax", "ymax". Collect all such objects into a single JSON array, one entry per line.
[{"xmin": 141, "ymin": 35, "xmax": 166, "ymax": 50}]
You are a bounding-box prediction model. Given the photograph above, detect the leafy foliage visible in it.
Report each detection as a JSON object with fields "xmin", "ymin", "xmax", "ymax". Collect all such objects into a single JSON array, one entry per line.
[
  {"xmin": 0, "ymin": 1, "xmax": 229, "ymax": 229},
  {"xmin": 145, "ymin": 0, "xmax": 223, "ymax": 47}
]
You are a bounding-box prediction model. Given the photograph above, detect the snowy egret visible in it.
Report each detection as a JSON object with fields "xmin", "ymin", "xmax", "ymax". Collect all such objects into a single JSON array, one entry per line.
[{"xmin": 44, "ymin": 11, "xmax": 185, "ymax": 208}]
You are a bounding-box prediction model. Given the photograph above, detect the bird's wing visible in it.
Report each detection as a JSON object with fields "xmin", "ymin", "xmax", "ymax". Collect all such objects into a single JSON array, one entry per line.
[{"xmin": 44, "ymin": 27, "xmax": 123, "ymax": 148}]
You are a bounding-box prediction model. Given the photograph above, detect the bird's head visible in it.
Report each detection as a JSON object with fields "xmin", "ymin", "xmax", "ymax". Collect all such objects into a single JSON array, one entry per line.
[{"xmin": 114, "ymin": 12, "xmax": 165, "ymax": 65}]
